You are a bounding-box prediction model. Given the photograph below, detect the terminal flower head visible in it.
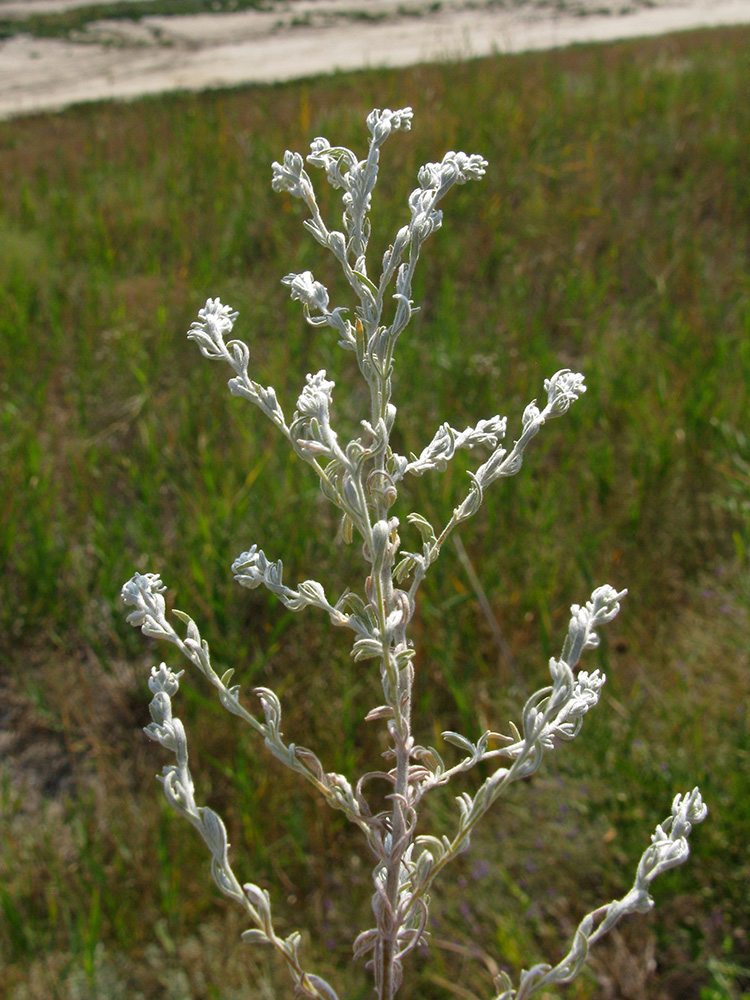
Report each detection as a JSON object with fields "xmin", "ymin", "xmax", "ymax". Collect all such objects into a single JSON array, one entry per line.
[
  {"xmin": 187, "ymin": 298, "xmax": 238, "ymax": 359},
  {"xmin": 544, "ymin": 369, "xmax": 587, "ymax": 416}
]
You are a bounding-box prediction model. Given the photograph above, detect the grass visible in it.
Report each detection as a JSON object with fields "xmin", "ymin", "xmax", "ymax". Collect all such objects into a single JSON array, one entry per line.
[{"xmin": 1, "ymin": 24, "xmax": 750, "ymax": 999}]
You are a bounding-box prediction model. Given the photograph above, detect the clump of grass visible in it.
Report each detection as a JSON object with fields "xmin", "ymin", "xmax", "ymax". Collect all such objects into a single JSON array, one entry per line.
[{"xmin": 0, "ymin": 25, "xmax": 749, "ymax": 998}]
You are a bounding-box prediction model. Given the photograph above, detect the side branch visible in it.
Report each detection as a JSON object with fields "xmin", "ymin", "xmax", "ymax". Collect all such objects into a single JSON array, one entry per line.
[
  {"xmin": 144, "ymin": 662, "xmax": 340, "ymax": 1000},
  {"xmin": 121, "ymin": 572, "xmax": 378, "ymax": 843},
  {"xmin": 492, "ymin": 789, "xmax": 707, "ymax": 1000},
  {"xmin": 406, "ymin": 586, "xmax": 626, "ymax": 906},
  {"xmin": 395, "ymin": 371, "xmax": 587, "ymax": 604},
  {"xmin": 187, "ymin": 299, "xmax": 287, "ymax": 433}
]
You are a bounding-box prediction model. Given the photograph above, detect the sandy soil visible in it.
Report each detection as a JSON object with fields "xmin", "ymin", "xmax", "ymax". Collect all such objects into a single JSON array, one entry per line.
[{"xmin": 1, "ymin": 0, "xmax": 750, "ymax": 120}]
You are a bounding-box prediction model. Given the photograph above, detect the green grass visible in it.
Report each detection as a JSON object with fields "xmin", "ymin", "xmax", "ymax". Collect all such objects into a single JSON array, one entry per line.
[{"xmin": 1, "ymin": 26, "xmax": 750, "ymax": 999}]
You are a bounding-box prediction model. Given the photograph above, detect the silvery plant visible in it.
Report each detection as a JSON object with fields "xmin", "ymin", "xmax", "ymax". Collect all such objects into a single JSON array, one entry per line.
[{"xmin": 122, "ymin": 107, "xmax": 706, "ymax": 1000}]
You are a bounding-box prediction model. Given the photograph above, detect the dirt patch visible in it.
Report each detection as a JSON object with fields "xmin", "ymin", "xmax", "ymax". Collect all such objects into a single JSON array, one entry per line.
[{"xmin": 0, "ymin": 650, "xmax": 146, "ymax": 815}]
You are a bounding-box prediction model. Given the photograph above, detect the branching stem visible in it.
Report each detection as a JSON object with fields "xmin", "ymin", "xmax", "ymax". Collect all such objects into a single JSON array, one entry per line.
[{"xmin": 122, "ymin": 107, "xmax": 706, "ymax": 1000}]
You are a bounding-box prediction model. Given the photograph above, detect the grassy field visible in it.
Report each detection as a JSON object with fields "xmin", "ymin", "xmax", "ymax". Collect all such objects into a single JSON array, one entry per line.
[{"xmin": 1, "ymin": 24, "xmax": 750, "ymax": 1000}]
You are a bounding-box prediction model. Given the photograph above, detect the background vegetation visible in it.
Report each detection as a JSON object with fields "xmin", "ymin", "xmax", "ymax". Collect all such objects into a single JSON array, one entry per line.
[{"xmin": 1, "ymin": 24, "xmax": 749, "ymax": 1000}]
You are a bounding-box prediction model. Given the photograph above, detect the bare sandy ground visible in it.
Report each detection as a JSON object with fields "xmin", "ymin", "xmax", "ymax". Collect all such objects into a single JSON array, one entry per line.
[{"xmin": 1, "ymin": 0, "xmax": 749, "ymax": 120}]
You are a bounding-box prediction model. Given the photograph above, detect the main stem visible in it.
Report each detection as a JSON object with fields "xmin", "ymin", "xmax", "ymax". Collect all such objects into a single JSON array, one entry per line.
[
  {"xmin": 368, "ymin": 379, "xmax": 414, "ymax": 1000},
  {"xmin": 378, "ymin": 588, "xmax": 412, "ymax": 1000},
  {"xmin": 381, "ymin": 724, "xmax": 411, "ymax": 1000}
]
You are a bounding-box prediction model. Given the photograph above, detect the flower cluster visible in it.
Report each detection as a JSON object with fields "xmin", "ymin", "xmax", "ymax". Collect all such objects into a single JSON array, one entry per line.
[
  {"xmin": 187, "ymin": 297, "xmax": 239, "ymax": 360},
  {"xmin": 564, "ymin": 584, "xmax": 627, "ymax": 661},
  {"xmin": 295, "ymin": 370, "xmax": 335, "ymax": 422},
  {"xmin": 416, "ymin": 151, "xmax": 489, "ymax": 192},
  {"xmin": 271, "ymin": 150, "xmax": 309, "ymax": 199},
  {"xmin": 121, "ymin": 572, "xmax": 170, "ymax": 637},
  {"xmin": 397, "ymin": 415, "xmax": 507, "ymax": 479},
  {"xmin": 282, "ymin": 271, "xmax": 330, "ymax": 316},
  {"xmin": 544, "ymin": 369, "xmax": 587, "ymax": 416},
  {"xmin": 366, "ymin": 106, "xmax": 414, "ymax": 143},
  {"xmin": 635, "ymin": 787, "xmax": 708, "ymax": 898},
  {"xmin": 232, "ymin": 545, "xmax": 283, "ymax": 592}
]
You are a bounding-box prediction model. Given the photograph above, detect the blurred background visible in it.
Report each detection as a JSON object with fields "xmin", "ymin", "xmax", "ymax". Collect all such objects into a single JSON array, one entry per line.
[{"xmin": 1, "ymin": 12, "xmax": 749, "ymax": 1000}]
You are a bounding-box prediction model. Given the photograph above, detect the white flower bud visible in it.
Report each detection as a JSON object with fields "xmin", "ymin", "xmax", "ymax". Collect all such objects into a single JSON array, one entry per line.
[
  {"xmin": 281, "ymin": 271, "xmax": 330, "ymax": 312},
  {"xmin": 295, "ymin": 370, "xmax": 335, "ymax": 422},
  {"xmin": 544, "ymin": 369, "xmax": 587, "ymax": 416},
  {"xmin": 148, "ymin": 662, "xmax": 183, "ymax": 697},
  {"xmin": 327, "ymin": 231, "xmax": 347, "ymax": 259},
  {"xmin": 271, "ymin": 150, "xmax": 305, "ymax": 197},
  {"xmin": 121, "ymin": 572, "xmax": 166, "ymax": 628}
]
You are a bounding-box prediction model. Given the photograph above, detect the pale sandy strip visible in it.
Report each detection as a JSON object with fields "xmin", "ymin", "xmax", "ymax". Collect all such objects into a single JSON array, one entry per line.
[{"xmin": 1, "ymin": 0, "xmax": 749, "ymax": 120}]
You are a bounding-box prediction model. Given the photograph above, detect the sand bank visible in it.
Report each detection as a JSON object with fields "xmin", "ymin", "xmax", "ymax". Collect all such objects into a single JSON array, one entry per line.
[{"xmin": 1, "ymin": 0, "xmax": 749, "ymax": 120}]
